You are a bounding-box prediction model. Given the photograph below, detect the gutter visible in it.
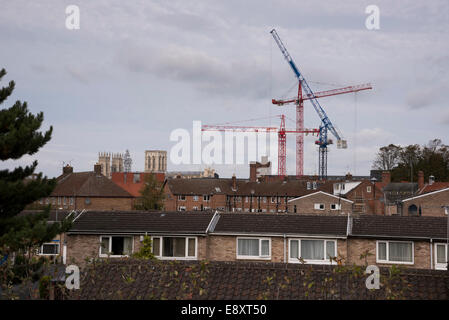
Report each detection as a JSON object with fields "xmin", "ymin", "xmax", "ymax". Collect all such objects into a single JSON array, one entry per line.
[{"xmin": 209, "ymin": 231, "xmax": 347, "ymax": 239}]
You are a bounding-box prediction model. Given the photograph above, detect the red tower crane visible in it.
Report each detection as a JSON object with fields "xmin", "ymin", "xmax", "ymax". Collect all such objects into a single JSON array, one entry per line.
[
  {"xmin": 272, "ymin": 83, "xmax": 372, "ymax": 178},
  {"xmin": 202, "ymin": 115, "xmax": 319, "ymax": 177}
]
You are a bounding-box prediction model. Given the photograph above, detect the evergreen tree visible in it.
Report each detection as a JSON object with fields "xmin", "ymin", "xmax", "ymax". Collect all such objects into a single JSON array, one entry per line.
[
  {"xmin": 0, "ymin": 68, "xmax": 71, "ymax": 256},
  {"xmin": 134, "ymin": 173, "xmax": 164, "ymax": 210}
]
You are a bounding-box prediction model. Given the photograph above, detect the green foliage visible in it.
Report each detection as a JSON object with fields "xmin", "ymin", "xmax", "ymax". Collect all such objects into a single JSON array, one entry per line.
[
  {"xmin": 38, "ymin": 275, "xmax": 51, "ymax": 299},
  {"xmin": 134, "ymin": 174, "xmax": 164, "ymax": 210},
  {"xmin": 0, "ymin": 68, "xmax": 72, "ymax": 282},
  {"xmin": 373, "ymin": 139, "xmax": 449, "ymax": 182},
  {"xmin": 132, "ymin": 235, "xmax": 155, "ymax": 260}
]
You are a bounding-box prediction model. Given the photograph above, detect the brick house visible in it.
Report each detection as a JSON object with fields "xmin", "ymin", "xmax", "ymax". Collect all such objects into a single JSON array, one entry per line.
[
  {"xmin": 65, "ymin": 211, "xmax": 449, "ymax": 271},
  {"xmin": 163, "ymin": 176, "xmax": 334, "ymax": 213},
  {"xmin": 111, "ymin": 172, "xmax": 165, "ymax": 197},
  {"xmin": 402, "ymin": 187, "xmax": 449, "ymax": 217},
  {"xmin": 287, "ymin": 191, "xmax": 353, "ymax": 215},
  {"xmin": 35, "ymin": 165, "xmax": 135, "ymax": 211}
]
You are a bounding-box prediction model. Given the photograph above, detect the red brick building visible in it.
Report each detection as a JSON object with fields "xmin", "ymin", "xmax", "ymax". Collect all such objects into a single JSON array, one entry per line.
[
  {"xmin": 35, "ymin": 165, "xmax": 134, "ymax": 211},
  {"xmin": 163, "ymin": 176, "xmax": 334, "ymax": 213}
]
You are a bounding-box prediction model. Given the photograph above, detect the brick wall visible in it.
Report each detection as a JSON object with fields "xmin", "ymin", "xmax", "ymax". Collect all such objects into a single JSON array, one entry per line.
[
  {"xmin": 403, "ymin": 189, "xmax": 449, "ymax": 217},
  {"xmin": 163, "ymin": 186, "xmax": 227, "ymax": 212},
  {"xmin": 66, "ymin": 234, "xmax": 435, "ymax": 270},
  {"xmin": 207, "ymin": 235, "xmax": 286, "ymax": 262},
  {"xmin": 287, "ymin": 193, "xmax": 352, "ymax": 215},
  {"xmin": 347, "ymin": 238, "xmax": 431, "ymax": 269}
]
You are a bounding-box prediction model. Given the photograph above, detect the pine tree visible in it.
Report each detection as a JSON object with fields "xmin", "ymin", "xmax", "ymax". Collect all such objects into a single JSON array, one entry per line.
[{"xmin": 0, "ymin": 68, "xmax": 71, "ymax": 256}]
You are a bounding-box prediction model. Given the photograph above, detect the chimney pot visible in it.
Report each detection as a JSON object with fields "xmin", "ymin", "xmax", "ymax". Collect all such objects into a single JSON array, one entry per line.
[
  {"xmin": 63, "ymin": 164, "xmax": 73, "ymax": 175},
  {"xmin": 94, "ymin": 164, "xmax": 102, "ymax": 175}
]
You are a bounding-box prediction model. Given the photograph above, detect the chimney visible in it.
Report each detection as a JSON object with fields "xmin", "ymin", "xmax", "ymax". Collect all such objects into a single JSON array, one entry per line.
[
  {"xmin": 94, "ymin": 163, "xmax": 102, "ymax": 175},
  {"xmin": 63, "ymin": 164, "xmax": 73, "ymax": 175},
  {"xmin": 418, "ymin": 171, "xmax": 424, "ymax": 190},
  {"xmin": 429, "ymin": 175, "xmax": 435, "ymax": 185},
  {"xmin": 249, "ymin": 163, "xmax": 257, "ymax": 182},
  {"xmin": 345, "ymin": 172, "xmax": 353, "ymax": 181},
  {"xmin": 232, "ymin": 174, "xmax": 237, "ymax": 191},
  {"xmin": 381, "ymin": 171, "xmax": 391, "ymax": 185}
]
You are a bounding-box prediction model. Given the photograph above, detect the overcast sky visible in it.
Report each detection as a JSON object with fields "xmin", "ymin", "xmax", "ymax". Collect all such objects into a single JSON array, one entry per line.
[{"xmin": 1, "ymin": 0, "xmax": 448, "ymax": 178}]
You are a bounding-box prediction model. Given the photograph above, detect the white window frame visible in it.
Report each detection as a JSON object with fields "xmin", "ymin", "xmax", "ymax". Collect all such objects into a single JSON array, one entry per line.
[
  {"xmin": 236, "ymin": 237, "xmax": 271, "ymax": 260},
  {"xmin": 376, "ymin": 240, "xmax": 414, "ymax": 265},
  {"xmin": 314, "ymin": 203, "xmax": 325, "ymax": 210},
  {"xmin": 151, "ymin": 236, "xmax": 197, "ymax": 260},
  {"xmin": 288, "ymin": 238, "xmax": 337, "ymax": 264},
  {"xmin": 203, "ymin": 195, "xmax": 210, "ymax": 202},
  {"xmin": 192, "ymin": 206, "xmax": 199, "ymax": 211},
  {"xmin": 99, "ymin": 235, "xmax": 134, "ymax": 258},
  {"xmin": 435, "ymin": 243, "xmax": 448, "ymax": 270},
  {"xmin": 37, "ymin": 242, "xmax": 60, "ymax": 256},
  {"xmin": 270, "ymin": 197, "xmax": 276, "ymax": 203},
  {"xmin": 367, "ymin": 186, "xmax": 372, "ymax": 193},
  {"xmin": 178, "ymin": 195, "xmax": 186, "ymax": 201},
  {"xmin": 193, "ymin": 195, "xmax": 199, "ymax": 201},
  {"xmin": 178, "ymin": 206, "xmax": 186, "ymax": 211}
]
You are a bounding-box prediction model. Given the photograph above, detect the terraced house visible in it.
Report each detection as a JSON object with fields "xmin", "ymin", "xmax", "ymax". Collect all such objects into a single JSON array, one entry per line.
[
  {"xmin": 163, "ymin": 176, "xmax": 335, "ymax": 213},
  {"xmin": 65, "ymin": 211, "xmax": 449, "ymax": 271},
  {"xmin": 33, "ymin": 164, "xmax": 135, "ymax": 211}
]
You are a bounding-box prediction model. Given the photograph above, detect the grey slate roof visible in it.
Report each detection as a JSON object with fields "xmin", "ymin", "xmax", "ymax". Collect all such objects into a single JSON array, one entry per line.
[
  {"xmin": 68, "ymin": 210, "xmax": 215, "ymax": 235},
  {"xmin": 351, "ymin": 215, "xmax": 448, "ymax": 240},
  {"xmin": 213, "ymin": 213, "xmax": 348, "ymax": 236},
  {"xmin": 66, "ymin": 210, "xmax": 448, "ymax": 241}
]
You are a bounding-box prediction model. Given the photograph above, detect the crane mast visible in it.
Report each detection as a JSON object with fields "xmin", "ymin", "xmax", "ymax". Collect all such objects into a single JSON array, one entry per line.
[{"xmin": 270, "ymin": 28, "xmax": 347, "ymax": 179}]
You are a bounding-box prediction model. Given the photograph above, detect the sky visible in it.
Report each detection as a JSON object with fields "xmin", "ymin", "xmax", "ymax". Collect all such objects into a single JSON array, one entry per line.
[{"xmin": 1, "ymin": 0, "xmax": 448, "ymax": 179}]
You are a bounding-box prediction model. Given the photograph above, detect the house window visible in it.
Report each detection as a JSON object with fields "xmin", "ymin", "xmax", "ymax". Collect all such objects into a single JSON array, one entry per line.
[
  {"xmin": 151, "ymin": 237, "xmax": 197, "ymax": 259},
  {"xmin": 312, "ymin": 181, "xmax": 317, "ymax": 190},
  {"xmin": 133, "ymin": 173, "xmax": 141, "ymax": 183},
  {"xmin": 100, "ymin": 236, "xmax": 133, "ymax": 257},
  {"xmin": 377, "ymin": 241, "xmax": 413, "ymax": 264},
  {"xmin": 193, "ymin": 195, "xmax": 199, "ymax": 201},
  {"xmin": 178, "ymin": 206, "xmax": 186, "ymax": 211},
  {"xmin": 237, "ymin": 238, "xmax": 270, "ymax": 260},
  {"xmin": 203, "ymin": 207, "xmax": 211, "ymax": 210},
  {"xmin": 45, "ymin": 198, "xmax": 50, "ymax": 205},
  {"xmin": 245, "ymin": 196, "xmax": 249, "ymax": 203},
  {"xmin": 330, "ymin": 204, "xmax": 341, "ymax": 210},
  {"xmin": 70, "ymin": 197, "xmax": 74, "ymax": 205},
  {"xmin": 307, "ymin": 182, "xmax": 311, "ymax": 190},
  {"xmin": 203, "ymin": 195, "xmax": 210, "ymax": 202},
  {"xmin": 57, "ymin": 197, "xmax": 61, "ymax": 205},
  {"xmin": 367, "ymin": 186, "xmax": 372, "ymax": 193},
  {"xmin": 192, "ymin": 206, "xmax": 199, "ymax": 211},
  {"xmin": 435, "ymin": 243, "xmax": 448, "ymax": 270},
  {"xmin": 270, "ymin": 197, "xmax": 276, "ymax": 203},
  {"xmin": 235, "ymin": 196, "xmax": 242, "ymax": 202},
  {"xmin": 39, "ymin": 199, "xmax": 43, "ymax": 204},
  {"xmin": 52, "ymin": 197, "xmax": 56, "ymax": 205},
  {"xmin": 289, "ymin": 239, "xmax": 336, "ymax": 264},
  {"xmin": 37, "ymin": 242, "xmax": 60, "ymax": 255},
  {"xmin": 63, "ymin": 197, "xmax": 67, "ymax": 205},
  {"xmin": 178, "ymin": 195, "xmax": 186, "ymax": 201},
  {"xmin": 314, "ymin": 203, "xmax": 325, "ymax": 210},
  {"xmin": 263, "ymin": 197, "xmax": 267, "ymax": 203}
]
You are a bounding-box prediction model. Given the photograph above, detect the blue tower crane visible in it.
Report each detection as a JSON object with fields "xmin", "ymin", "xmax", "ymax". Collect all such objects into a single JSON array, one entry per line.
[{"xmin": 270, "ymin": 28, "xmax": 347, "ymax": 179}]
